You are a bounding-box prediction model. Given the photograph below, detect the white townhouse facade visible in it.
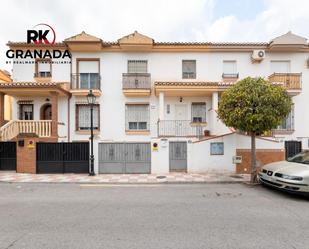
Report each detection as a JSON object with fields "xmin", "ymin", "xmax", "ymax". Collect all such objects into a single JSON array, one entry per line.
[{"xmin": 0, "ymin": 31, "xmax": 308, "ymax": 174}]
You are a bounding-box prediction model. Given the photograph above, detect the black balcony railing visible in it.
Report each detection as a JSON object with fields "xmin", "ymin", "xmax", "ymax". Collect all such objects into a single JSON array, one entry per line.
[
  {"xmin": 122, "ymin": 73, "xmax": 151, "ymax": 89},
  {"xmin": 71, "ymin": 73, "xmax": 101, "ymax": 90},
  {"xmin": 158, "ymin": 120, "xmax": 206, "ymax": 137}
]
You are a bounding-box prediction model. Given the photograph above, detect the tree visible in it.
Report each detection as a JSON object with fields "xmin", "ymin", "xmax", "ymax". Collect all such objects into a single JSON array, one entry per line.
[{"xmin": 218, "ymin": 77, "xmax": 292, "ymax": 182}]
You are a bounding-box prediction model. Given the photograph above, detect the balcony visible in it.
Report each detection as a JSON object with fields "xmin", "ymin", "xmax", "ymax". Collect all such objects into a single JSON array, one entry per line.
[
  {"xmin": 158, "ymin": 120, "xmax": 208, "ymax": 137},
  {"xmin": 70, "ymin": 73, "xmax": 102, "ymax": 96},
  {"xmin": 122, "ymin": 73, "xmax": 151, "ymax": 96},
  {"xmin": 268, "ymin": 73, "xmax": 302, "ymax": 94},
  {"xmin": 0, "ymin": 120, "xmax": 52, "ymax": 141}
]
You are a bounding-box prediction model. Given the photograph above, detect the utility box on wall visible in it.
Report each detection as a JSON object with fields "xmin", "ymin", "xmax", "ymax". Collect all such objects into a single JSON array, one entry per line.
[{"xmin": 233, "ymin": 156, "xmax": 242, "ymax": 164}]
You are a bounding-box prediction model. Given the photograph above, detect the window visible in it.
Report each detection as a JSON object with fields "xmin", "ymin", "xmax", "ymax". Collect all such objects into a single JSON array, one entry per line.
[
  {"xmin": 36, "ymin": 60, "xmax": 51, "ymax": 77},
  {"xmin": 128, "ymin": 60, "xmax": 147, "ymax": 73},
  {"xmin": 77, "ymin": 60, "xmax": 100, "ymax": 89},
  {"xmin": 19, "ymin": 104, "xmax": 33, "ymax": 120},
  {"xmin": 182, "ymin": 60, "xmax": 196, "ymax": 79},
  {"xmin": 223, "ymin": 60, "xmax": 238, "ymax": 78},
  {"xmin": 210, "ymin": 142, "xmax": 224, "ymax": 155},
  {"xmin": 276, "ymin": 106, "xmax": 294, "ymax": 130},
  {"xmin": 125, "ymin": 104, "xmax": 149, "ymax": 131},
  {"xmin": 191, "ymin": 103, "xmax": 206, "ymax": 123},
  {"xmin": 76, "ymin": 104, "xmax": 99, "ymax": 130},
  {"xmin": 80, "ymin": 73, "xmax": 99, "ymax": 89},
  {"xmin": 270, "ymin": 61, "xmax": 290, "ymax": 73}
]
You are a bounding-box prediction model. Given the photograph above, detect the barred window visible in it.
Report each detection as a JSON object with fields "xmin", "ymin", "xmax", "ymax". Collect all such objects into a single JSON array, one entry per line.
[
  {"xmin": 128, "ymin": 60, "xmax": 147, "ymax": 73},
  {"xmin": 182, "ymin": 60, "xmax": 196, "ymax": 79},
  {"xmin": 191, "ymin": 103, "xmax": 206, "ymax": 123},
  {"xmin": 125, "ymin": 104, "xmax": 149, "ymax": 131},
  {"xmin": 76, "ymin": 104, "xmax": 99, "ymax": 130}
]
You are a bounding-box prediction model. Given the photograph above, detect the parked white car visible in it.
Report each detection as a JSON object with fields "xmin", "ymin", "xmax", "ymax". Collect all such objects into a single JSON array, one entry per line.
[{"xmin": 258, "ymin": 151, "xmax": 309, "ymax": 194}]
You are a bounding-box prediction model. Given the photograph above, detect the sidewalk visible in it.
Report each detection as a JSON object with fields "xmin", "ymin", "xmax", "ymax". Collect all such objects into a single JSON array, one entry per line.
[{"xmin": 0, "ymin": 171, "xmax": 250, "ymax": 184}]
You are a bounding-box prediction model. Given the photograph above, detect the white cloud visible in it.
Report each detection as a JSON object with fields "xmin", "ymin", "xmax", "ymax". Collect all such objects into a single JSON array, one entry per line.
[{"xmin": 1, "ymin": 0, "xmax": 309, "ymax": 72}]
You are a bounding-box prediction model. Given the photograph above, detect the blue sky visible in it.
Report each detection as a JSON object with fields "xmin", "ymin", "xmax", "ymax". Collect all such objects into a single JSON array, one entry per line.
[
  {"xmin": 0, "ymin": 0, "xmax": 309, "ymax": 70},
  {"xmin": 213, "ymin": 0, "xmax": 265, "ymax": 20}
]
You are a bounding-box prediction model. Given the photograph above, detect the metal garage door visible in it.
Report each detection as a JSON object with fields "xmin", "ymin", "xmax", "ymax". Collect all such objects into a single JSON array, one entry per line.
[
  {"xmin": 0, "ymin": 142, "xmax": 16, "ymax": 171},
  {"xmin": 37, "ymin": 142, "xmax": 89, "ymax": 173},
  {"xmin": 169, "ymin": 141, "xmax": 187, "ymax": 172},
  {"xmin": 99, "ymin": 143, "xmax": 151, "ymax": 174}
]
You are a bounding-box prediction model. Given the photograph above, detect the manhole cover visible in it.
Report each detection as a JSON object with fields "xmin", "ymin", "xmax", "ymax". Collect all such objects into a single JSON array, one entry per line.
[{"xmin": 156, "ymin": 176, "xmax": 166, "ymax": 179}]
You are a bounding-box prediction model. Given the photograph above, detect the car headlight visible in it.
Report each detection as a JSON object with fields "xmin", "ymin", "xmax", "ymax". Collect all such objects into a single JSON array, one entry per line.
[{"xmin": 274, "ymin": 173, "xmax": 303, "ymax": 181}]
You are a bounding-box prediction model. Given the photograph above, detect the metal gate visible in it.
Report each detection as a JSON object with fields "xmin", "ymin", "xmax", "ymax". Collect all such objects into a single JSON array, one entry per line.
[
  {"xmin": 37, "ymin": 142, "xmax": 89, "ymax": 173},
  {"xmin": 285, "ymin": 140, "xmax": 302, "ymax": 159},
  {"xmin": 0, "ymin": 142, "xmax": 16, "ymax": 171},
  {"xmin": 169, "ymin": 141, "xmax": 187, "ymax": 172},
  {"xmin": 99, "ymin": 143, "xmax": 151, "ymax": 174}
]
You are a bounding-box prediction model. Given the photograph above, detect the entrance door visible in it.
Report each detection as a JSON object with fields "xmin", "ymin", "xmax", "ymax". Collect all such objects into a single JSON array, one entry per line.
[
  {"xmin": 169, "ymin": 141, "xmax": 187, "ymax": 172},
  {"xmin": 41, "ymin": 104, "xmax": 52, "ymax": 120},
  {"xmin": 0, "ymin": 142, "xmax": 16, "ymax": 171},
  {"xmin": 175, "ymin": 104, "xmax": 187, "ymax": 136}
]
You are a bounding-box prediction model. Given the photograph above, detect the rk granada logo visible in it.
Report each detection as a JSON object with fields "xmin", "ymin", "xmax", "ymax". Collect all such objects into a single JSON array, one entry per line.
[
  {"xmin": 27, "ymin": 23, "xmax": 56, "ymax": 45},
  {"xmin": 5, "ymin": 23, "xmax": 71, "ymax": 62}
]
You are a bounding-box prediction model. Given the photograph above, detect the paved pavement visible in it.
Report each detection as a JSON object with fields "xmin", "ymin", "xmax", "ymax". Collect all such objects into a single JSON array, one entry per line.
[
  {"xmin": 0, "ymin": 171, "xmax": 250, "ymax": 183},
  {"xmin": 0, "ymin": 183, "xmax": 308, "ymax": 249}
]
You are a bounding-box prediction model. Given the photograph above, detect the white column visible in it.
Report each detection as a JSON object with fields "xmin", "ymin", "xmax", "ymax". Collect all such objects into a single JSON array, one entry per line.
[
  {"xmin": 211, "ymin": 92, "xmax": 219, "ymax": 135},
  {"xmin": 212, "ymin": 92, "xmax": 218, "ymax": 111},
  {"xmin": 159, "ymin": 92, "xmax": 165, "ymax": 120}
]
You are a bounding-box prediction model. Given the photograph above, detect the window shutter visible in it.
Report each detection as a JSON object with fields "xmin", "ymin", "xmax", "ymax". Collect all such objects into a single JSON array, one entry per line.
[
  {"xmin": 128, "ymin": 60, "xmax": 147, "ymax": 73},
  {"xmin": 125, "ymin": 104, "xmax": 149, "ymax": 130},
  {"xmin": 270, "ymin": 61, "xmax": 290, "ymax": 73},
  {"xmin": 79, "ymin": 61, "xmax": 99, "ymax": 73},
  {"xmin": 223, "ymin": 61, "xmax": 237, "ymax": 74},
  {"xmin": 38, "ymin": 62, "xmax": 50, "ymax": 72}
]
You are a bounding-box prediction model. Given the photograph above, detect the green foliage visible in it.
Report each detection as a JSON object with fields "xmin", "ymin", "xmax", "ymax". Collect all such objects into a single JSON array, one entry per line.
[{"xmin": 218, "ymin": 77, "xmax": 292, "ymax": 134}]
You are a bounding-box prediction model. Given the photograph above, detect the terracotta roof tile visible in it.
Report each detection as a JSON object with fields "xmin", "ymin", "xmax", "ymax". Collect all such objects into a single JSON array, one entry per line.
[
  {"xmin": 155, "ymin": 81, "xmax": 219, "ymax": 86},
  {"xmin": 0, "ymin": 81, "xmax": 68, "ymax": 87},
  {"xmin": 7, "ymin": 42, "xmax": 66, "ymax": 47}
]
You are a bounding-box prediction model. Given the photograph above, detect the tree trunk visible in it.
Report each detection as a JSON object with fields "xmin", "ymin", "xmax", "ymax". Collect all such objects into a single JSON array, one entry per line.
[{"xmin": 251, "ymin": 132, "xmax": 257, "ymax": 183}]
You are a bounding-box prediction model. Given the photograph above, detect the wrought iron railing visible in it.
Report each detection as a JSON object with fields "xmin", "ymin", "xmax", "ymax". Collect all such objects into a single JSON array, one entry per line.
[
  {"xmin": 157, "ymin": 120, "xmax": 206, "ymax": 137},
  {"xmin": 122, "ymin": 73, "xmax": 151, "ymax": 89},
  {"xmin": 71, "ymin": 73, "xmax": 101, "ymax": 90}
]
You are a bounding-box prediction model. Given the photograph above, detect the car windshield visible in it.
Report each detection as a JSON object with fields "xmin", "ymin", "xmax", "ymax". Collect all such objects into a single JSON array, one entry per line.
[{"xmin": 287, "ymin": 151, "xmax": 309, "ymax": 165}]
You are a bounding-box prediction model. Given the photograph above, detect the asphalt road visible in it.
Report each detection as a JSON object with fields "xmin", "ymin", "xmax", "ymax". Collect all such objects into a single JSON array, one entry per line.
[{"xmin": 0, "ymin": 183, "xmax": 308, "ymax": 249}]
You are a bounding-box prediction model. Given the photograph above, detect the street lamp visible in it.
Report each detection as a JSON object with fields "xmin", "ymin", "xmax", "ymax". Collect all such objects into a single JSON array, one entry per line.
[{"xmin": 87, "ymin": 89, "xmax": 96, "ymax": 176}]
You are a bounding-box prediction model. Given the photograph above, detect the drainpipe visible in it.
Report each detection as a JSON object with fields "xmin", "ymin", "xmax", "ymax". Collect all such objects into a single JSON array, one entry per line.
[{"xmin": 67, "ymin": 94, "xmax": 71, "ymax": 142}]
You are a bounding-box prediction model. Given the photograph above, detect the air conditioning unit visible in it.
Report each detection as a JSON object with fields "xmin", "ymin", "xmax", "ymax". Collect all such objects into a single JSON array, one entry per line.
[{"xmin": 252, "ymin": 50, "xmax": 265, "ymax": 61}]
